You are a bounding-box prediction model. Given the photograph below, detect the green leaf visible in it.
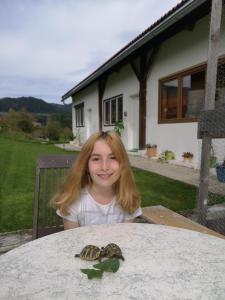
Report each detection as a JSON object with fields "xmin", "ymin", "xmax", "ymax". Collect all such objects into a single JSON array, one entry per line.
[
  {"xmin": 80, "ymin": 268, "xmax": 103, "ymax": 279},
  {"xmin": 93, "ymin": 258, "xmax": 120, "ymax": 273}
]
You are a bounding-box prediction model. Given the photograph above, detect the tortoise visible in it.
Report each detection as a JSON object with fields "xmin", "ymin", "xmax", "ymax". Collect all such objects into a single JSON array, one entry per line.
[
  {"xmin": 75, "ymin": 245, "xmax": 103, "ymax": 261},
  {"xmin": 102, "ymin": 243, "xmax": 124, "ymax": 261}
]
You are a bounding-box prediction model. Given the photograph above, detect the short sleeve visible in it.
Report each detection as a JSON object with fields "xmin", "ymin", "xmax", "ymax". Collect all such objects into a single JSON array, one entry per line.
[
  {"xmin": 124, "ymin": 207, "xmax": 142, "ymax": 221},
  {"xmin": 56, "ymin": 208, "xmax": 79, "ymax": 223}
]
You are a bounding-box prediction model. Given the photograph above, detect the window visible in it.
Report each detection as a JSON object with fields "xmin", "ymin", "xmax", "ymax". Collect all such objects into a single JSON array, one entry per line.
[
  {"xmin": 159, "ymin": 66, "xmax": 206, "ymax": 122},
  {"xmin": 103, "ymin": 95, "xmax": 123, "ymax": 125},
  {"xmin": 215, "ymin": 60, "xmax": 225, "ymax": 108},
  {"xmin": 75, "ymin": 103, "xmax": 84, "ymax": 127},
  {"xmin": 161, "ymin": 79, "xmax": 178, "ymax": 119}
]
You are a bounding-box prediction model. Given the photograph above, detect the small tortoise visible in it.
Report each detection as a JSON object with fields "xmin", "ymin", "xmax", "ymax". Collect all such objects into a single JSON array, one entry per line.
[
  {"xmin": 75, "ymin": 245, "xmax": 103, "ymax": 261},
  {"xmin": 102, "ymin": 243, "xmax": 124, "ymax": 261}
]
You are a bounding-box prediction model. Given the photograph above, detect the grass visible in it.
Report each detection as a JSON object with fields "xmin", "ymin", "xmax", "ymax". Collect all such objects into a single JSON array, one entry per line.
[
  {"xmin": 0, "ymin": 132, "xmax": 70, "ymax": 233},
  {"xmin": 0, "ymin": 131, "xmax": 197, "ymax": 233},
  {"xmin": 133, "ymin": 168, "xmax": 197, "ymax": 212}
]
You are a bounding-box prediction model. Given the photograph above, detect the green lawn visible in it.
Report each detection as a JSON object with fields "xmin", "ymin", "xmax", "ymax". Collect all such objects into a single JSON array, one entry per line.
[
  {"xmin": 0, "ymin": 132, "xmax": 197, "ymax": 233},
  {"xmin": 0, "ymin": 132, "xmax": 69, "ymax": 233},
  {"xmin": 134, "ymin": 168, "xmax": 196, "ymax": 212}
]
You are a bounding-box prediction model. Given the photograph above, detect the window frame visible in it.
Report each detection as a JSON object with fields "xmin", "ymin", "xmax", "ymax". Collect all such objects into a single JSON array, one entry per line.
[
  {"xmin": 215, "ymin": 56, "xmax": 225, "ymax": 106},
  {"xmin": 75, "ymin": 103, "xmax": 84, "ymax": 127},
  {"xmin": 158, "ymin": 64, "xmax": 207, "ymax": 124},
  {"xmin": 103, "ymin": 94, "xmax": 123, "ymax": 126}
]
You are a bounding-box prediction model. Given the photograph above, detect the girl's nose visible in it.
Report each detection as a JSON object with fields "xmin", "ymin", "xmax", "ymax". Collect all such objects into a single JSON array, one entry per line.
[{"xmin": 101, "ymin": 159, "xmax": 109, "ymax": 170}]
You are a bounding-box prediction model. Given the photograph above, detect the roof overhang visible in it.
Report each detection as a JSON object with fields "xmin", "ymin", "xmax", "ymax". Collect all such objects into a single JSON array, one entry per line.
[{"xmin": 62, "ymin": 0, "xmax": 209, "ymax": 102}]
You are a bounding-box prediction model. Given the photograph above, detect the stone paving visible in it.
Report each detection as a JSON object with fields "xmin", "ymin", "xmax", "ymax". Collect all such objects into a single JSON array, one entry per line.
[
  {"xmin": 0, "ymin": 230, "xmax": 32, "ymax": 255},
  {"xmin": 129, "ymin": 155, "xmax": 200, "ymax": 186},
  {"xmin": 129, "ymin": 155, "xmax": 225, "ymax": 195}
]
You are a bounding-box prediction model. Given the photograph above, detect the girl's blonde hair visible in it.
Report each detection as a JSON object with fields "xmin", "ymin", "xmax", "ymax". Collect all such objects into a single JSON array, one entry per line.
[{"xmin": 52, "ymin": 131, "xmax": 140, "ymax": 215}]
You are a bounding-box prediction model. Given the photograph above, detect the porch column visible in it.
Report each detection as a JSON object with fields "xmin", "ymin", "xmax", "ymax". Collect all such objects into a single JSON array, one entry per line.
[
  {"xmin": 130, "ymin": 48, "xmax": 156, "ymax": 149},
  {"xmin": 98, "ymin": 77, "xmax": 107, "ymax": 132},
  {"xmin": 139, "ymin": 78, "xmax": 147, "ymax": 149}
]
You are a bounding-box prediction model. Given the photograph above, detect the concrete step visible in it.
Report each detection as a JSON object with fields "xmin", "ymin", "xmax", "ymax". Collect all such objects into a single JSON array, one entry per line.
[{"xmin": 0, "ymin": 230, "xmax": 32, "ymax": 255}]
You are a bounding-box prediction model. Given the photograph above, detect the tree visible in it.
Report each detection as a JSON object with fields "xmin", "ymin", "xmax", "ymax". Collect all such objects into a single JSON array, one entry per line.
[
  {"xmin": 60, "ymin": 127, "xmax": 73, "ymax": 141},
  {"xmin": 51, "ymin": 112, "xmax": 72, "ymax": 128},
  {"xmin": 0, "ymin": 108, "xmax": 34, "ymax": 133},
  {"xmin": 45, "ymin": 121, "xmax": 61, "ymax": 141},
  {"xmin": 17, "ymin": 119, "xmax": 33, "ymax": 133}
]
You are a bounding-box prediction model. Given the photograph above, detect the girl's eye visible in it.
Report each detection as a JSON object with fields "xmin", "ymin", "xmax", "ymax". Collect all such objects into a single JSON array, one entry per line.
[
  {"xmin": 110, "ymin": 155, "xmax": 116, "ymax": 160},
  {"xmin": 91, "ymin": 157, "xmax": 99, "ymax": 161}
]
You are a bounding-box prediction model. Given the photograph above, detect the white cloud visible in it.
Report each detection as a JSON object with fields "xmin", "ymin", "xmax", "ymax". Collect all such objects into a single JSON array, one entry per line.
[{"xmin": 0, "ymin": 0, "xmax": 180, "ymax": 102}]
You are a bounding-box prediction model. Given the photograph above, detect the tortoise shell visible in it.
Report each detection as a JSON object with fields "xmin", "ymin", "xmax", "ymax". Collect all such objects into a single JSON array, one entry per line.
[
  {"xmin": 102, "ymin": 243, "xmax": 124, "ymax": 261},
  {"xmin": 75, "ymin": 245, "xmax": 102, "ymax": 261}
]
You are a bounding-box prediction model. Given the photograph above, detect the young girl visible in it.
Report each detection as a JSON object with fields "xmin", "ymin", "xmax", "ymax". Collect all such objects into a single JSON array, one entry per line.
[{"xmin": 52, "ymin": 131, "xmax": 142, "ymax": 229}]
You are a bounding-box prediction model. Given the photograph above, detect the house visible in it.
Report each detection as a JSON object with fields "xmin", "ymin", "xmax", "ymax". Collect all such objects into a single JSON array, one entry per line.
[{"xmin": 62, "ymin": 0, "xmax": 225, "ymax": 168}]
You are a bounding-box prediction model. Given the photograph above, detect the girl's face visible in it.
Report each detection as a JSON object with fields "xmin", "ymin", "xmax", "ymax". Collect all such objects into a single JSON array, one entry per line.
[{"xmin": 88, "ymin": 139, "xmax": 120, "ymax": 190}]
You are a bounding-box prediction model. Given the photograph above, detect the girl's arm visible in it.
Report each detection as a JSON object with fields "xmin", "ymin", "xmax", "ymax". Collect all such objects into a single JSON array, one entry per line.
[{"xmin": 63, "ymin": 219, "xmax": 80, "ymax": 230}]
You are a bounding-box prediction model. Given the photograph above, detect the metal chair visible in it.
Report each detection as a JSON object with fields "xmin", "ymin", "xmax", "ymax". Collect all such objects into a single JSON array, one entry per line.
[{"xmin": 32, "ymin": 154, "xmax": 77, "ymax": 239}]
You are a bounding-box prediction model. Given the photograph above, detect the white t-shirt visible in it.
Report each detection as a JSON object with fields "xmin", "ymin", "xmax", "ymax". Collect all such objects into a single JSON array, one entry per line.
[{"xmin": 56, "ymin": 188, "xmax": 142, "ymax": 226}]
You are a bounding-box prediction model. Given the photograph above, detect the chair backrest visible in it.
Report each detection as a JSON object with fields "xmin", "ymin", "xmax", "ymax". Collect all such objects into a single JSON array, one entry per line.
[{"xmin": 32, "ymin": 154, "xmax": 77, "ymax": 239}]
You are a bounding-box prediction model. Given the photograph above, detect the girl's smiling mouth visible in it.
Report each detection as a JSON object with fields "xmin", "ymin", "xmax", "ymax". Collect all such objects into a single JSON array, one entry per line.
[{"xmin": 97, "ymin": 173, "xmax": 113, "ymax": 179}]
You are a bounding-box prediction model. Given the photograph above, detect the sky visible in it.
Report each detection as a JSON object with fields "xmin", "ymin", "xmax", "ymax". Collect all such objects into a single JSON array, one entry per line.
[{"xmin": 0, "ymin": 0, "xmax": 180, "ymax": 104}]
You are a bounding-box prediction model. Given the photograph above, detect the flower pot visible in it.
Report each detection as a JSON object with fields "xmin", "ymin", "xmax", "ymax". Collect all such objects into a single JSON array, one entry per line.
[
  {"xmin": 216, "ymin": 164, "xmax": 225, "ymax": 182},
  {"xmin": 146, "ymin": 147, "xmax": 157, "ymax": 157},
  {"xmin": 183, "ymin": 157, "xmax": 192, "ymax": 163},
  {"xmin": 165, "ymin": 151, "xmax": 174, "ymax": 160}
]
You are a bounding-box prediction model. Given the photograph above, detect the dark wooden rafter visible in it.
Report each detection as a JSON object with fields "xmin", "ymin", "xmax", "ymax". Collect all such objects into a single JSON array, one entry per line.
[
  {"xmin": 98, "ymin": 76, "xmax": 107, "ymax": 131},
  {"xmin": 130, "ymin": 58, "xmax": 141, "ymax": 81},
  {"xmin": 130, "ymin": 48, "xmax": 154, "ymax": 80},
  {"xmin": 130, "ymin": 47, "xmax": 156, "ymax": 149}
]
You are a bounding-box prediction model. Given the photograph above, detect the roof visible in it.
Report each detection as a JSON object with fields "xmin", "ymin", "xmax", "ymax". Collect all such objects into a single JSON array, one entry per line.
[{"xmin": 62, "ymin": 0, "xmax": 209, "ymax": 101}]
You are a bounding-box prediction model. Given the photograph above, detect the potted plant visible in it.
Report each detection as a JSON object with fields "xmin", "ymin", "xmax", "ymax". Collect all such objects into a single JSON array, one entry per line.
[
  {"xmin": 146, "ymin": 144, "xmax": 157, "ymax": 157},
  {"xmin": 216, "ymin": 160, "xmax": 225, "ymax": 182},
  {"xmin": 165, "ymin": 150, "xmax": 175, "ymax": 161},
  {"xmin": 158, "ymin": 150, "xmax": 174, "ymax": 161},
  {"xmin": 114, "ymin": 121, "xmax": 124, "ymax": 136},
  {"xmin": 182, "ymin": 152, "xmax": 193, "ymax": 162}
]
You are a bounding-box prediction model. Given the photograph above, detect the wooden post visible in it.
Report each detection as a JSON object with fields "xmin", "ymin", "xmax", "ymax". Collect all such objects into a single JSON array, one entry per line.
[
  {"xmin": 197, "ymin": 0, "xmax": 222, "ymax": 225},
  {"xmin": 139, "ymin": 78, "xmax": 147, "ymax": 149},
  {"xmin": 130, "ymin": 48, "xmax": 155, "ymax": 149},
  {"xmin": 98, "ymin": 77, "xmax": 107, "ymax": 132}
]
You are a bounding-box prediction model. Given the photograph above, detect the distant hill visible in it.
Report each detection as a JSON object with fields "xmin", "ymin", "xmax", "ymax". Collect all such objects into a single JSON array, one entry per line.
[{"xmin": 0, "ymin": 97, "xmax": 72, "ymax": 114}]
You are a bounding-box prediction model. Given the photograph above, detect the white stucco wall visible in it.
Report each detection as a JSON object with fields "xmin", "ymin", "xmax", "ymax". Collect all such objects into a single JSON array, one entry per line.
[
  {"xmin": 70, "ymin": 7, "xmax": 225, "ymax": 166},
  {"xmin": 102, "ymin": 64, "xmax": 139, "ymax": 149},
  {"xmin": 71, "ymin": 65, "xmax": 139, "ymax": 147},
  {"xmin": 72, "ymin": 82, "xmax": 98, "ymax": 144},
  {"xmin": 146, "ymin": 12, "xmax": 225, "ymax": 167}
]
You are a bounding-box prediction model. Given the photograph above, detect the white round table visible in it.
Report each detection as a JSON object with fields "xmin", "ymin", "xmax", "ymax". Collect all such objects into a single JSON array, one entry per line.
[{"xmin": 0, "ymin": 223, "xmax": 225, "ymax": 300}]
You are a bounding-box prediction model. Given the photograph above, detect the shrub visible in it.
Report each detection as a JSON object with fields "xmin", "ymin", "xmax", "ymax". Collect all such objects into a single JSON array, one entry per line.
[
  {"xmin": 60, "ymin": 127, "xmax": 73, "ymax": 142},
  {"xmin": 44, "ymin": 121, "xmax": 61, "ymax": 141},
  {"xmin": 17, "ymin": 119, "xmax": 34, "ymax": 133},
  {"xmin": 0, "ymin": 109, "xmax": 34, "ymax": 133},
  {"xmin": 114, "ymin": 121, "xmax": 124, "ymax": 136}
]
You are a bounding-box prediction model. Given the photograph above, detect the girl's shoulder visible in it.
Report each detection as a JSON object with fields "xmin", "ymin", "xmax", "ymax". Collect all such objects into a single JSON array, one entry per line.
[{"xmin": 69, "ymin": 188, "xmax": 92, "ymax": 209}]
